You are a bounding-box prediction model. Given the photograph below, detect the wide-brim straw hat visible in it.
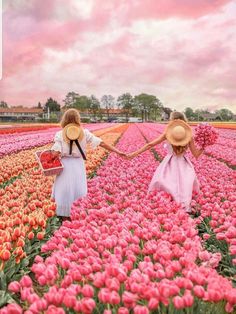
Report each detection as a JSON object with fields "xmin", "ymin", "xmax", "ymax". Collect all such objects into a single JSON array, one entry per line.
[
  {"xmin": 165, "ymin": 119, "xmax": 192, "ymax": 146},
  {"xmin": 62, "ymin": 123, "xmax": 84, "ymax": 143}
]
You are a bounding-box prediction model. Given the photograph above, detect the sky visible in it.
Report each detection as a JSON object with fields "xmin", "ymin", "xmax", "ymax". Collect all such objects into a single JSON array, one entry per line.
[{"xmin": 0, "ymin": 0, "xmax": 236, "ymax": 113}]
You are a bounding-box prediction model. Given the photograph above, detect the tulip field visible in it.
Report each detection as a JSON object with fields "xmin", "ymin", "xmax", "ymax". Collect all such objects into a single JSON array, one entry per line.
[{"xmin": 0, "ymin": 123, "xmax": 236, "ymax": 314}]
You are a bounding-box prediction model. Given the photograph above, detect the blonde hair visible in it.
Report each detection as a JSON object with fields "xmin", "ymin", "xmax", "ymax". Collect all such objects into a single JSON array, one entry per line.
[
  {"xmin": 169, "ymin": 111, "xmax": 188, "ymax": 155},
  {"xmin": 170, "ymin": 111, "xmax": 188, "ymax": 122},
  {"xmin": 60, "ymin": 108, "xmax": 81, "ymax": 128}
]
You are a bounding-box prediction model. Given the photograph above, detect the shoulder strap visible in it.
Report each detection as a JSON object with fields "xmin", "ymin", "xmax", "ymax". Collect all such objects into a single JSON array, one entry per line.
[{"xmin": 70, "ymin": 139, "xmax": 87, "ymax": 160}]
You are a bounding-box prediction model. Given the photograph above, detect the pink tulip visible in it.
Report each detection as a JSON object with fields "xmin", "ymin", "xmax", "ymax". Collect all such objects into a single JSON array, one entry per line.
[
  {"xmin": 193, "ymin": 285, "xmax": 205, "ymax": 298},
  {"xmin": 80, "ymin": 298, "xmax": 96, "ymax": 314},
  {"xmin": 46, "ymin": 305, "xmax": 65, "ymax": 314},
  {"xmin": 173, "ymin": 296, "xmax": 185, "ymax": 309},
  {"xmin": 20, "ymin": 275, "xmax": 32, "ymax": 288},
  {"xmin": 8, "ymin": 281, "xmax": 21, "ymax": 293},
  {"xmin": 81, "ymin": 285, "xmax": 94, "ymax": 298},
  {"xmin": 63, "ymin": 295, "xmax": 77, "ymax": 308},
  {"xmin": 117, "ymin": 307, "xmax": 129, "ymax": 314},
  {"xmin": 148, "ymin": 298, "xmax": 159, "ymax": 310},
  {"xmin": 5, "ymin": 303, "xmax": 23, "ymax": 314},
  {"xmin": 133, "ymin": 305, "xmax": 149, "ymax": 314}
]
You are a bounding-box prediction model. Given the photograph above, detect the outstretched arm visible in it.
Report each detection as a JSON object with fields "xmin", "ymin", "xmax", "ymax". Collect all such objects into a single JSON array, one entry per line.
[
  {"xmin": 189, "ymin": 138, "xmax": 204, "ymax": 158},
  {"xmin": 128, "ymin": 133, "xmax": 166, "ymax": 158},
  {"xmin": 100, "ymin": 141, "xmax": 126, "ymax": 157}
]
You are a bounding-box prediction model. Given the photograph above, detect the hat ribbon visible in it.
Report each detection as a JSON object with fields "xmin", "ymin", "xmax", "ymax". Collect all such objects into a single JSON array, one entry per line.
[{"xmin": 69, "ymin": 139, "xmax": 87, "ymax": 160}]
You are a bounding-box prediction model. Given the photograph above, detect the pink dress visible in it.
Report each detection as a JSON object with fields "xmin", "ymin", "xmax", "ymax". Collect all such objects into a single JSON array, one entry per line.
[{"xmin": 149, "ymin": 143, "xmax": 200, "ymax": 211}]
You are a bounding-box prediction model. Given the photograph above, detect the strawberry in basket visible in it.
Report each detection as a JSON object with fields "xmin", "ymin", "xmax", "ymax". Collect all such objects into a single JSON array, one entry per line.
[{"xmin": 194, "ymin": 123, "xmax": 218, "ymax": 149}]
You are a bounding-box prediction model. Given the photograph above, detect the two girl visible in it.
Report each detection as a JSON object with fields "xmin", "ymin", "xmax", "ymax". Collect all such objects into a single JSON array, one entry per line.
[{"xmin": 52, "ymin": 110, "xmax": 202, "ymax": 218}]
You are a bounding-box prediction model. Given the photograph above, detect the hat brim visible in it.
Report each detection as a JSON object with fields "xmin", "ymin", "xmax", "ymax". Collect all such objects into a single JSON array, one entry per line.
[
  {"xmin": 62, "ymin": 123, "xmax": 84, "ymax": 143},
  {"xmin": 165, "ymin": 119, "xmax": 192, "ymax": 146}
]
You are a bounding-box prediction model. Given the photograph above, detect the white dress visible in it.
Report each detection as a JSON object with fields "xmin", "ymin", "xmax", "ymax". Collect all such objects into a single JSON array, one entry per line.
[{"xmin": 51, "ymin": 128, "xmax": 102, "ymax": 217}]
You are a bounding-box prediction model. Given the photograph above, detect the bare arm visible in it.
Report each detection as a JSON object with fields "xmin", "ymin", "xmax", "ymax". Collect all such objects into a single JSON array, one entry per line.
[
  {"xmin": 189, "ymin": 138, "xmax": 204, "ymax": 158},
  {"xmin": 128, "ymin": 133, "xmax": 166, "ymax": 158},
  {"xmin": 100, "ymin": 141, "xmax": 126, "ymax": 157}
]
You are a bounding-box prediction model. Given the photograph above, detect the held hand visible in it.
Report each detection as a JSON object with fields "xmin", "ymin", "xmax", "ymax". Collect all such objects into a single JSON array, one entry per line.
[
  {"xmin": 117, "ymin": 151, "xmax": 129, "ymax": 159},
  {"xmin": 127, "ymin": 152, "xmax": 139, "ymax": 159}
]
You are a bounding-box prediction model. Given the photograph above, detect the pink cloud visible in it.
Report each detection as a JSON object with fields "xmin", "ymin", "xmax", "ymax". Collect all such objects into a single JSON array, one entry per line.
[
  {"xmin": 2, "ymin": 0, "xmax": 111, "ymax": 78},
  {"xmin": 1, "ymin": 0, "xmax": 236, "ymax": 111},
  {"xmin": 91, "ymin": 0, "xmax": 232, "ymax": 25},
  {"xmin": 126, "ymin": 0, "xmax": 231, "ymax": 20}
]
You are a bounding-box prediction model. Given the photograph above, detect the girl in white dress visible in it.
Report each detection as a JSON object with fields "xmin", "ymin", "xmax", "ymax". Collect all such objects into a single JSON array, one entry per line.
[{"xmin": 51, "ymin": 109, "xmax": 125, "ymax": 219}]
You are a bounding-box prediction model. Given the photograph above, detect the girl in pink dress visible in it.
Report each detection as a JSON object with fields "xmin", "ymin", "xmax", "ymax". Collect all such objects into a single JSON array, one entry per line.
[{"xmin": 128, "ymin": 112, "xmax": 203, "ymax": 212}]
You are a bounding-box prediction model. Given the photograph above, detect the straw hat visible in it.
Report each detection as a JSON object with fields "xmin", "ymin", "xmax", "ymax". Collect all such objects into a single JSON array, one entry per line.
[
  {"xmin": 165, "ymin": 119, "xmax": 192, "ymax": 146},
  {"xmin": 62, "ymin": 123, "xmax": 84, "ymax": 143}
]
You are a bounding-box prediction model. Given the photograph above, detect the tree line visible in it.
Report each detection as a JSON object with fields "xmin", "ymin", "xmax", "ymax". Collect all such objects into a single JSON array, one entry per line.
[
  {"xmin": 1, "ymin": 96, "xmax": 235, "ymax": 122},
  {"xmin": 1, "ymin": 92, "xmax": 166, "ymax": 121},
  {"xmin": 62, "ymin": 92, "xmax": 164, "ymax": 121},
  {"xmin": 184, "ymin": 107, "xmax": 235, "ymax": 121}
]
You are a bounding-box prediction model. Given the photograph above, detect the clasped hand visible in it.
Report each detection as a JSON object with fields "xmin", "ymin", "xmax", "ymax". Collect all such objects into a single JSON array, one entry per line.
[{"xmin": 117, "ymin": 151, "xmax": 138, "ymax": 160}]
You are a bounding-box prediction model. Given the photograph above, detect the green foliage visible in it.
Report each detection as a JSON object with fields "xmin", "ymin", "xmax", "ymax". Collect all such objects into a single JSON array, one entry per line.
[
  {"xmin": 0, "ymin": 101, "xmax": 8, "ymax": 108},
  {"xmin": 63, "ymin": 92, "xmax": 98, "ymax": 112},
  {"xmin": 63, "ymin": 91, "xmax": 80, "ymax": 108},
  {"xmin": 183, "ymin": 107, "xmax": 235, "ymax": 121},
  {"xmin": 117, "ymin": 93, "xmax": 134, "ymax": 120},
  {"xmin": 44, "ymin": 97, "xmax": 61, "ymax": 112},
  {"xmin": 197, "ymin": 217, "xmax": 236, "ymax": 282},
  {"xmin": 184, "ymin": 107, "xmax": 195, "ymax": 120},
  {"xmin": 101, "ymin": 95, "xmax": 115, "ymax": 118},
  {"xmin": 89, "ymin": 95, "xmax": 101, "ymax": 118},
  {"xmin": 215, "ymin": 108, "xmax": 234, "ymax": 121},
  {"xmin": 0, "ymin": 176, "xmax": 21, "ymax": 190},
  {"xmin": 134, "ymin": 93, "xmax": 163, "ymax": 121}
]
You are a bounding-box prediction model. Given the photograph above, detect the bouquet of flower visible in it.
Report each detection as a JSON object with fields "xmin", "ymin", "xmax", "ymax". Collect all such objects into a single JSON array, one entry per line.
[
  {"xmin": 40, "ymin": 151, "xmax": 62, "ymax": 169},
  {"xmin": 194, "ymin": 123, "xmax": 218, "ymax": 148}
]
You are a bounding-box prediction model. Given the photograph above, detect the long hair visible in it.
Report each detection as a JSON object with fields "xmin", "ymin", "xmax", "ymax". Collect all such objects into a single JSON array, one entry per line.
[
  {"xmin": 170, "ymin": 111, "xmax": 188, "ymax": 122},
  {"xmin": 169, "ymin": 111, "xmax": 189, "ymax": 155},
  {"xmin": 60, "ymin": 108, "xmax": 81, "ymax": 128}
]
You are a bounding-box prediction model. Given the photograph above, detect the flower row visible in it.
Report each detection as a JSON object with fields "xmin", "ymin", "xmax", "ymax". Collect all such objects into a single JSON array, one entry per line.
[
  {"xmin": 0, "ymin": 126, "xmax": 127, "ymax": 269},
  {"xmin": 4, "ymin": 124, "xmax": 236, "ymax": 313},
  {"xmin": 0, "ymin": 123, "xmax": 118, "ymax": 157},
  {"xmin": 137, "ymin": 123, "xmax": 236, "ymax": 267}
]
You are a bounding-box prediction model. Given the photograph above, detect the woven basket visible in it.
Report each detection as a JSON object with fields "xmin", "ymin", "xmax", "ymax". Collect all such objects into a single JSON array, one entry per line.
[{"xmin": 35, "ymin": 150, "xmax": 63, "ymax": 176}]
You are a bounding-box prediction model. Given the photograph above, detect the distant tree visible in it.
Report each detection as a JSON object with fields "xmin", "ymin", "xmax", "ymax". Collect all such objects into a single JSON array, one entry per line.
[
  {"xmin": 101, "ymin": 95, "xmax": 115, "ymax": 119},
  {"xmin": 184, "ymin": 107, "xmax": 195, "ymax": 121},
  {"xmin": 63, "ymin": 92, "xmax": 91, "ymax": 111},
  {"xmin": 63, "ymin": 92, "xmax": 80, "ymax": 108},
  {"xmin": 195, "ymin": 109, "xmax": 204, "ymax": 121},
  {"xmin": 117, "ymin": 93, "xmax": 134, "ymax": 120},
  {"xmin": 134, "ymin": 93, "xmax": 159, "ymax": 121},
  {"xmin": 44, "ymin": 98, "xmax": 61, "ymax": 112},
  {"xmin": 0, "ymin": 101, "xmax": 8, "ymax": 108},
  {"xmin": 89, "ymin": 95, "xmax": 100, "ymax": 118},
  {"xmin": 215, "ymin": 108, "xmax": 233, "ymax": 121},
  {"xmin": 77, "ymin": 95, "xmax": 91, "ymax": 111},
  {"xmin": 37, "ymin": 102, "xmax": 42, "ymax": 109},
  {"xmin": 150, "ymin": 98, "xmax": 163, "ymax": 120}
]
